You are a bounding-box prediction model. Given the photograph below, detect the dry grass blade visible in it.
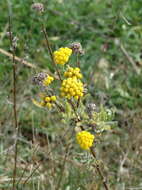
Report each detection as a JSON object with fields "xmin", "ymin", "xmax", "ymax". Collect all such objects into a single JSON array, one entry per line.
[{"xmin": 120, "ymin": 43, "xmax": 140, "ymax": 75}]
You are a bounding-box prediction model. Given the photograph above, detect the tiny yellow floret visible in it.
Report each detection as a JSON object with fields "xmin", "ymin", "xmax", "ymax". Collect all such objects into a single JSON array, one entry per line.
[
  {"xmin": 46, "ymin": 103, "xmax": 52, "ymax": 108},
  {"xmin": 51, "ymin": 96, "xmax": 56, "ymax": 101},
  {"xmin": 45, "ymin": 95, "xmax": 57, "ymax": 103},
  {"xmin": 45, "ymin": 97, "xmax": 51, "ymax": 102},
  {"xmin": 76, "ymin": 131, "xmax": 94, "ymax": 150},
  {"xmin": 53, "ymin": 47, "xmax": 72, "ymax": 65}
]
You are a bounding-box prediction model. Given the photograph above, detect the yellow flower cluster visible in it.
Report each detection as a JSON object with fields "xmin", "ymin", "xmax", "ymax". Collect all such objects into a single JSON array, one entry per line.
[
  {"xmin": 76, "ymin": 131, "xmax": 94, "ymax": 150},
  {"xmin": 60, "ymin": 77, "xmax": 83, "ymax": 100},
  {"xmin": 44, "ymin": 95, "xmax": 57, "ymax": 108},
  {"xmin": 43, "ymin": 75, "xmax": 54, "ymax": 86},
  {"xmin": 64, "ymin": 67, "xmax": 82, "ymax": 79},
  {"xmin": 53, "ymin": 47, "xmax": 72, "ymax": 65},
  {"xmin": 33, "ymin": 95, "xmax": 56, "ymax": 109}
]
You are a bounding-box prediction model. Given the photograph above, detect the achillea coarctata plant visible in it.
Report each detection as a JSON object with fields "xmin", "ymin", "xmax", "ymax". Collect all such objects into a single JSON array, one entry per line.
[{"xmin": 32, "ymin": 44, "xmax": 114, "ymax": 153}]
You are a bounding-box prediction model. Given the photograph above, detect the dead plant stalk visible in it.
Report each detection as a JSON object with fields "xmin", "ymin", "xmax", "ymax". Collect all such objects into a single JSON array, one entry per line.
[{"xmin": 8, "ymin": 15, "xmax": 19, "ymax": 190}]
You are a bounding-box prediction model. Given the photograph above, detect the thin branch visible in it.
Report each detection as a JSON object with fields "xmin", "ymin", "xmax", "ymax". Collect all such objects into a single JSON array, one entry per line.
[
  {"xmin": 16, "ymin": 145, "xmax": 39, "ymax": 187},
  {"xmin": 68, "ymin": 99, "xmax": 80, "ymax": 120},
  {"xmin": 0, "ymin": 48, "xmax": 55, "ymax": 77},
  {"xmin": 22, "ymin": 162, "xmax": 42, "ymax": 186},
  {"xmin": 22, "ymin": 129, "xmax": 72, "ymax": 186},
  {"xmin": 90, "ymin": 147, "xmax": 109, "ymax": 190},
  {"xmin": 0, "ymin": 48, "xmax": 37, "ymax": 69},
  {"xmin": 42, "ymin": 24, "xmax": 62, "ymax": 81},
  {"xmin": 55, "ymin": 143, "xmax": 70, "ymax": 190},
  {"xmin": 76, "ymin": 53, "xmax": 80, "ymax": 68},
  {"xmin": 8, "ymin": 15, "xmax": 19, "ymax": 190},
  {"xmin": 120, "ymin": 43, "xmax": 140, "ymax": 74},
  {"xmin": 54, "ymin": 102, "xmax": 65, "ymax": 112}
]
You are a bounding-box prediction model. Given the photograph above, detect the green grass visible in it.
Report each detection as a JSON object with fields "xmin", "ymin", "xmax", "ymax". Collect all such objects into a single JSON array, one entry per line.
[{"xmin": 0, "ymin": 0, "xmax": 142, "ymax": 189}]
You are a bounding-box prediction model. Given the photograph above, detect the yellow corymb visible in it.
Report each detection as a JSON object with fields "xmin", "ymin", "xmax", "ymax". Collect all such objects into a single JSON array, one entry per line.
[
  {"xmin": 32, "ymin": 95, "xmax": 57, "ymax": 109},
  {"xmin": 64, "ymin": 67, "xmax": 82, "ymax": 79},
  {"xmin": 76, "ymin": 131, "xmax": 94, "ymax": 150},
  {"xmin": 53, "ymin": 47, "xmax": 72, "ymax": 65},
  {"xmin": 44, "ymin": 95, "xmax": 56, "ymax": 108},
  {"xmin": 60, "ymin": 77, "xmax": 83, "ymax": 100}
]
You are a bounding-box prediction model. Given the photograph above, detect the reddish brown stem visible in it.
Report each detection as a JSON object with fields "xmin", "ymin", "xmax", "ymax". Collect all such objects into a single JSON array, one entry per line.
[
  {"xmin": 8, "ymin": 15, "xmax": 19, "ymax": 190},
  {"xmin": 42, "ymin": 25, "xmax": 62, "ymax": 81},
  {"xmin": 90, "ymin": 147, "xmax": 109, "ymax": 190}
]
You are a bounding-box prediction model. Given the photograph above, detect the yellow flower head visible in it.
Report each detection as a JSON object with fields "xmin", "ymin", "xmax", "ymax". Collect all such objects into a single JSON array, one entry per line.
[
  {"xmin": 44, "ymin": 95, "xmax": 56, "ymax": 108},
  {"xmin": 60, "ymin": 77, "xmax": 84, "ymax": 100},
  {"xmin": 32, "ymin": 95, "xmax": 56, "ymax": 109},
  {"xmin": 53, "ymin": 47, "xmax": 72, "ymax": 65},
  {"xmin": 64, "ymin": 67, "xmax": 82, "ymax": 79},
  {"xmin": 42, "ymin": 75, "xmax": 54, "ymax": 86},
  {"xmin": 76, "ymin": 131, "xmax": 95, "ymax": 150}
]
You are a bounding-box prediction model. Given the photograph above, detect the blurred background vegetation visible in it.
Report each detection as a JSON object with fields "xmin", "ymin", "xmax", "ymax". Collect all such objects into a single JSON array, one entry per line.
[{"xmin": 0, "ymin": 0, "xmax": 142, "ymax": 189}]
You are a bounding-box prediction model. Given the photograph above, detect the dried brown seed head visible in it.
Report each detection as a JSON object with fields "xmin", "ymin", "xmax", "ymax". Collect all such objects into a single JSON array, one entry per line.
[
  {"xmin": 32, "ymin": 72, "xmax": 47, "ymax": 85},
  {"xmin": 70, "ymin": 42, "xmax": 84, "ymax": 55},
  {"xmin": 31, "ymin": 3, "xmax": 44, "ymax": 13}
]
